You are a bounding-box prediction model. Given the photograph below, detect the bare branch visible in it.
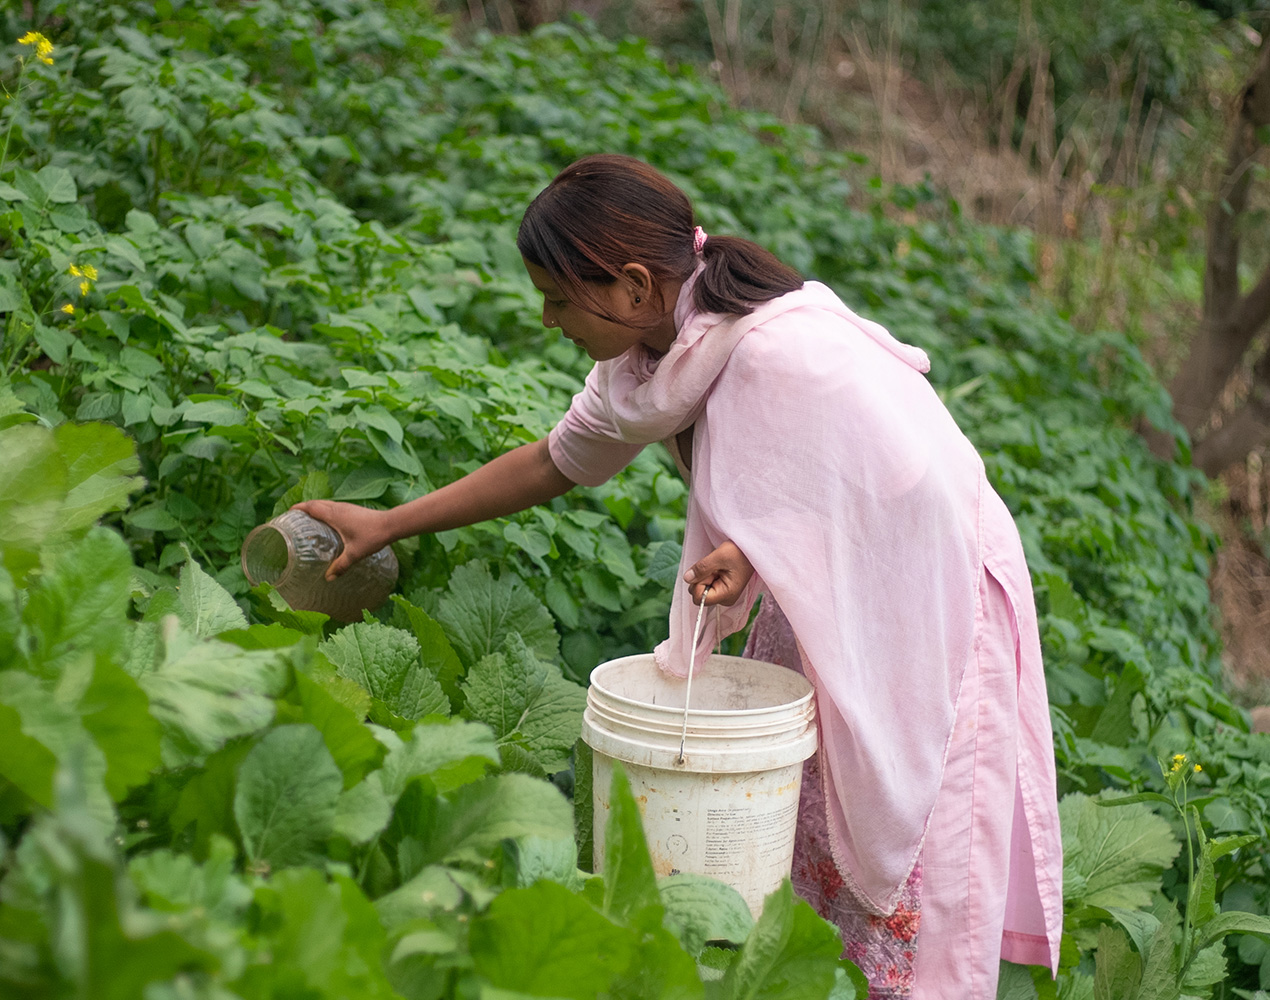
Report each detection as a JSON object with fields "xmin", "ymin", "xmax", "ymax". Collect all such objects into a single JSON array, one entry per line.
[
  {"xmin": 1194, "ymin": 339, "xmax": 1270, "ymax": 476},
  {"xmin": 1158, "ymin": 33, "xmax": 1270, "ymax": 447}
]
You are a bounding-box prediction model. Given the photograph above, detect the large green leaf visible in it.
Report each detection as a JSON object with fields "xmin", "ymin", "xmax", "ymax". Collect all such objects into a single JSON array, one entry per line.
[
  {"xmin": 0, "ymin": 699, "xmax": 59, "ymax": 807},
  {"xmin": 437, "ymin": 562, "xmax": 559, "ymax": 667},
  {"xmin": 22, "ymin": 527, "xmax": 133, "ymax": 677},
  {"xmin": 504, "ymin": 835, "xmax": 585, "ymax": 891},
  {"xmin": 242, "ymin": 868, "xmax": 399, "ymax": 1000},
  {"xmin": 0, "ymin": 670, "xmax": 114, "ymax": 828},
  {"xmin": 170, "ymin": 738, "xmax": 254, "ymax": 857},
  {"xmin": 714, "ymin": 881, "xmax": 845, "ymax": 1000},
  {"xmin": 290, "ymin": 669, "xmax": 386, "ymax": 788},
  {"xmin": 409, "ymin": 773, "xmax": 573, "ymax": 868},
  {"xmin": 1060, "ymin": 793, "xmax": 1181, "ymax": 911},
  {"xmin": 78, "ymin": 658, "xmax": 162, "ymax": 800},
  {"xmin": 392, "ymin": 595, "xmax": 465, "ymax": 706},
  {"xmin": 137, "ymin": 625, "xmax": 288, "ymax": 767},
  {"xmin": 320, "ymin": 621, "xmax": 449, "ymax": 720},
  {"xmin": 376, "ymin": 718, "xmax": 500, "ymax": 799},
  {"xmin": 53, "ymin": 422, "xmax": 145, "ymax": 532},
  {"xmin": 601, "ymin": 764, "xmax": 662, "ymax": 926},
  {"xmin": 469, "ymin": 879, "xmax": 637, "ymax": 999},
  {"xmin": 375, "ymin": 865, "xmax": 467, "ymax": 927},
  {"xmin": 332, "ymin": 777, "xmax": 394, "ymax": 844},
  {"xmin": 173, "ymin": 556, "xmax": 247, "ymax": 638},
  {"xmin": 659, "ymin": 874, "xmax": 754, "ymax": 956},
  {"xmin": 234, "ymin": 724, "xmax": 344, "ymax": 870},
  {"xmin": 58, "ymin": 850, "xmax": 219, "ymax": 1000},
  {"xmin": 0, "ymin": 424, "xmax": 142, "ymax": 580},
  {"xmin": 128, "ymin": 836, "xmax": 253, "ymax": 921},
  {"xmin": 0, "ymin": 424, "xmax": 69, "ymax": 572},
  {"xmin": 462, "ymin": 632, "xmax": 586, "ymax": 773},
  {"xmin": 1193, "ymin": 910, "xmax": 1270, "ymax": 954},
  {"xmin": 1093, "ymin": 925, "xmax": 1142, "ymax": 1000}
]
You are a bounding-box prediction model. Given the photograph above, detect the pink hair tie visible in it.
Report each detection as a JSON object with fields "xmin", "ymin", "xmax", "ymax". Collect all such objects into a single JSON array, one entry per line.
[{"xmin": 693, "ymin": 226, "xmax": 708, "ymax": 254}]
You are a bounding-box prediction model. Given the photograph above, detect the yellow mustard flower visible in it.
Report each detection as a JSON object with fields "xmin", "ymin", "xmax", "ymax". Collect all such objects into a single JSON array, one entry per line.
[
  {"xmin": 60, "ymin": 302, "xmax": 74, "ymax": 315},
  {"xmin": 17, "ymin": 31, "xmax": 53, "ymax": 65},
  {"xmin": 1194, "ymin": 764, "xmax": 1202, "ymax": 773},
  {"xmin": 70, "ymin": 264, "xmax": 97, "ymax": 296}
]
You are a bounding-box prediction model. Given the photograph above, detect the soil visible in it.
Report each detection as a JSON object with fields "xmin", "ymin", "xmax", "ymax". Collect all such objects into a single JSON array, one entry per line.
[{"xmin": 1209, "ymin": 461, "xmax": 1270, "ymax": 720}]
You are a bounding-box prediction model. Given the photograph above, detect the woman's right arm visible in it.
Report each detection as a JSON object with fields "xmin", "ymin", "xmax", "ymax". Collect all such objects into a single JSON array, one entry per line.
[{"xmin": 294, "ymin": 437, "xmax": 575, "ymax": 579}]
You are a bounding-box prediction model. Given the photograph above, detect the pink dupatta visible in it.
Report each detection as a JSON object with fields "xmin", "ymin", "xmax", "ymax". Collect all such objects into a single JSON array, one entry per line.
[{"xmin": 562, "ymin": 274, "xmax": 987, "ymax": 913}]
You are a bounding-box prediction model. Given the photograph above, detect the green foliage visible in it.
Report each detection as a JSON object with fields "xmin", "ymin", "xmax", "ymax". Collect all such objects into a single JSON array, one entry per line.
[
  {"xmin": 1066, "ymin": 763, "xmax": 1270, "ymax": 999},
  {"xmin": 0, "ymin": 0, "xmax": 1267, "ymax": 992},
  {"xmin": 0, "ymin": 419, "xmax": 859, "ymax": 996}
]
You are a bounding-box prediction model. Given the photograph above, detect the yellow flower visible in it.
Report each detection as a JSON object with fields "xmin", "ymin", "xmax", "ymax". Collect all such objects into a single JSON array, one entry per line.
[
  {"xmin": 1170, "ymin": 754, "xmax": 1186, "ymax": 773},
  {"xmin": 1194, "ymin": 764, "xmax": 1202, "ymax": 773},
  {"xmin": 60, "ymin": 302, "xmax": 74, "ymax": 315},
  {"xmin": 70, "ymin": 265, "xmax": 96, "ymax": 296},
  {"xmin": 18, "ymin": 31, "xmax": 53, "ymax": 65}
]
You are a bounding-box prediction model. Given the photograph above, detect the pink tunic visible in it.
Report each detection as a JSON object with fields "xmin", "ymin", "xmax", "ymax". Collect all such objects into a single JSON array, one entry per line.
[{"xmin": 548, "ymin": 278, "xmax": 1062, "ymax": 997}]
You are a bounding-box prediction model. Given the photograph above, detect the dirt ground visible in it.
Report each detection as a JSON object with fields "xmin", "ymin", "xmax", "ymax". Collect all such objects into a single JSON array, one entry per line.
[{"xmin": 1209, "ymin": 462, "xmax": 1270, "ymax": 720}]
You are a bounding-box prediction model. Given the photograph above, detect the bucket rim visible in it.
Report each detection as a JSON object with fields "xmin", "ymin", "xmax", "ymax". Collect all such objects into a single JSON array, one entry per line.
[
  {"xmin": 586, "ymin": 697, "xmax": 815, "ymax": 733},
  {"xmin": 582, "ymin": 713, "xmax": 818, "ymax": 772},
  {"xmin": 588, "ymin": 653, "xmax": 814, "ymax": 719}
]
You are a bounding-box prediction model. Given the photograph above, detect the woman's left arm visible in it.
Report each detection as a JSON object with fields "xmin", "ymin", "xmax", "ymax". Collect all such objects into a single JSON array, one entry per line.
[{"xmin": 684, "ymin": 540, "xmax": 754, "ymax": 606}]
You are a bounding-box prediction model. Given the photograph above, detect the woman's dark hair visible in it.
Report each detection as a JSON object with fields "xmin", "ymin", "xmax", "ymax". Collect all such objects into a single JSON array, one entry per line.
[{"xmin": 516, "ymin": 154, "xmax": 803, "ymax": 324}]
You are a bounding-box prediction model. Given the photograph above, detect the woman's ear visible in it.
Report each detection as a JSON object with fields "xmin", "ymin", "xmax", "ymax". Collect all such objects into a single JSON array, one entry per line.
[{"xmin": 620, "ymin": 263, "xmax": 656, "ymax": 308}]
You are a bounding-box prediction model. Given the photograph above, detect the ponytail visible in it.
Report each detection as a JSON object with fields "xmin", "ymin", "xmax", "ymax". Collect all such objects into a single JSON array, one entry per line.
[
  {"xmin": 517, "ymin": 154, "xmax": 802, "ymax": 322},
  {"xmin": 692, "ymin": 233, "xmax": 803, "ymax": 317}
]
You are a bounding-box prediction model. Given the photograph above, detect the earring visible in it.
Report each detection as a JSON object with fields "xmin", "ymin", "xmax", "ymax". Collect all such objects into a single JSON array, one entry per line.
[{"xmin": 635, "ymin": 295, "xmax": 641, "ymax": 304}]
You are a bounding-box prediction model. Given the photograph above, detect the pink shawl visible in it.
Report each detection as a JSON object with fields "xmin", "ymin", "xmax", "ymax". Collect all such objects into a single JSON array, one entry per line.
[{"xmin": 551, "ymin": 276, "xmax": 989, "ymax": 913}]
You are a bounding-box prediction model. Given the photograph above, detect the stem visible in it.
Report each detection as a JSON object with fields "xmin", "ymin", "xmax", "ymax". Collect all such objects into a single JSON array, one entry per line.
[
  {"xmin": 1175, "ymin": 777, "xmax": 1196, "ymax": 955},
  {"xmin": 324, "ymin": 427, "xmax": 347, "ymax": 466},
  {"xmin": 0, "ymin": 59, "xmax": 29, "ymax": 175},
  {"xmin": 258, "ymin": 425, "xmax": 288, "ymax": 484}
]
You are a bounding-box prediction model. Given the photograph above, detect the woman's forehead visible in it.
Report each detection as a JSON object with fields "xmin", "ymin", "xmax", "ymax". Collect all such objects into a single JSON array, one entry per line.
[{"xmin": 523, "ymin": 260, "xmax": 560, "ymax": 294}]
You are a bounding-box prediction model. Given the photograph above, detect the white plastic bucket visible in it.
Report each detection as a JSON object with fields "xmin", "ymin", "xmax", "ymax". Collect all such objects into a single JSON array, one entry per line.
[{"xmin": 582, "ymin": 652, "xmax": 818, "ymax": 916}]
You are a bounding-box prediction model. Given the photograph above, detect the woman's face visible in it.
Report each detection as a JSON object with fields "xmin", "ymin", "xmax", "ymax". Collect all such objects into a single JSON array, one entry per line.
[{"xmin": 524, "ymin": 260, "xmax": 646, "ymax": 362}]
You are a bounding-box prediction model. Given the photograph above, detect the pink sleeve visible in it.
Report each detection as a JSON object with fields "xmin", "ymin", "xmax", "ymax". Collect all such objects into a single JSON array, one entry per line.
[{"xmin": 547, "ymin": 365, "xmax": 644, "ymax": 487}]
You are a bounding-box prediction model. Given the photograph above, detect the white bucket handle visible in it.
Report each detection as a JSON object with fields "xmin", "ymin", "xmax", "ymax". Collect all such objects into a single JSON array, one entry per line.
[{"xmin": 677, "ymin": 585, "xmax": 721, "ymax": 764}]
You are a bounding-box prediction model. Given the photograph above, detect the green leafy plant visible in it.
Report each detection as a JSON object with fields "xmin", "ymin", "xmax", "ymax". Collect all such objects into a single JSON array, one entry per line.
[
  {"xmin": 0, "ymin": 419, "xmax": 863, "ymax": 998},
  {"xmin": 1061, "ymin": 759, "xmax": 1270, "ymax": 999},
  {"xmin": 2, "ymin": 0, "xmax": 1269, "ymax": 991}
]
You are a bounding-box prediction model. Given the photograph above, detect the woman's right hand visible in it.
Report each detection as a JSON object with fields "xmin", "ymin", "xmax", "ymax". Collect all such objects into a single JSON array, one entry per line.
[{"xmin": 291, "ymin": 500, "xmax": 395, "ymax": 580}]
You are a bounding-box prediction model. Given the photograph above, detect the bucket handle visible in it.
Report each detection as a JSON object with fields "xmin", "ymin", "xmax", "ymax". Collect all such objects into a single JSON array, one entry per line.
[{"xmin": 677, "ymin": 586, "xmax": 721, "ymax": 765}]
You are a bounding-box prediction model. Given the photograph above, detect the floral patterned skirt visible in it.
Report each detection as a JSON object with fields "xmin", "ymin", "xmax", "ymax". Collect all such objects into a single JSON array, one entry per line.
[{"xmin": 743, "ymin": 597, "xmax": 922, "ymax": 1000}]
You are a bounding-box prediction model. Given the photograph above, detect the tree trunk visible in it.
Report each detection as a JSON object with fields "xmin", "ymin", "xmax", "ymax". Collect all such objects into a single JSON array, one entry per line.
[{"xmin": 1151, "ymin": 35, "xmax": 1270, "ymax": 474}]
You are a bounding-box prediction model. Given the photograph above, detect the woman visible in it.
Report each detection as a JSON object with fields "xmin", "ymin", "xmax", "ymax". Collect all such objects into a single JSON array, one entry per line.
[{"xmin": 297, "ymin": 153, "xmax": 1063, "ymax": 999}]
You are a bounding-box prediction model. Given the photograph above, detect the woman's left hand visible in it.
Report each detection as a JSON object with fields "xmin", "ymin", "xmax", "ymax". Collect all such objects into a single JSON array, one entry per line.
[{"xmin": 684, "ymin": 540, "xmax": 754, "ymax": 606}]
